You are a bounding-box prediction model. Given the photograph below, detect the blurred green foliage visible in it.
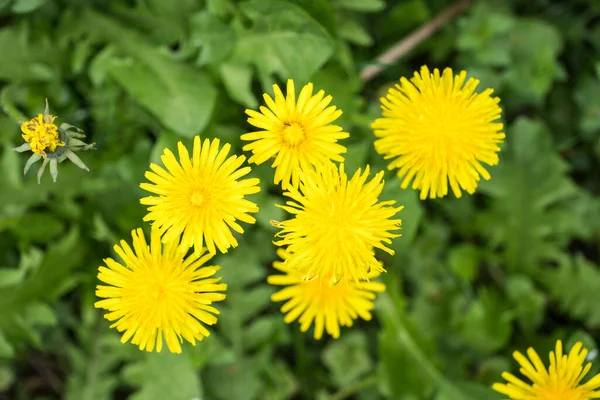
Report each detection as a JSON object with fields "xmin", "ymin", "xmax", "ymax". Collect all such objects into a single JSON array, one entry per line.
[{"xmin": 1, "ymin": 0, "xmax": 600, "ymax": 399}]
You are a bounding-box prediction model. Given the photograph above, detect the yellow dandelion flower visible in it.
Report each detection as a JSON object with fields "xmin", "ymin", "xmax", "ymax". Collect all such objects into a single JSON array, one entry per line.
[
  {"xmin": 140, "ymin": 136, "xmax": 260, "ymax": 255},
  {"xmin": 272, "ymin": 161, "xmax": 402, "ymax": 284},
  {"xmin": 268, "ymin": 249, "xmax": 385, "ymax": 339},
  {"xmin": 20, "ymin": 113, "xmax": 64, "ymax": 157},
  {"xmin": 95, "ymin": 227, "xmax": 227, "ymax": 354},
  {"xmin": 493, "ymin": 340, "xmax": 600, "ymax": 399},
  {"xmin": 242, "ymin": 79, "xmax": 349, "ymax": 189},
  {"xmin": 14, "ymin": 99, "xmax": 95, "ymax": 184},
  {"xmin": 371, "ymin": 65, "xmax": 505, "ymax": 200}
]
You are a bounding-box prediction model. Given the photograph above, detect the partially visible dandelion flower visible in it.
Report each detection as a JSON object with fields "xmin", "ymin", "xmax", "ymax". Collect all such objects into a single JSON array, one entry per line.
[
  {"xmin": 272, "ymin": 161, "xmax": 402, "ymax": 284},
  {"xmin": 13, "ymin": 99, "xmax": 95, "ymax": 183},
  {"xmin": 371, "ymin": 65, "xmax": 505, "ymax": 200},
  {"xmin": 268, "ymin": 248, "xmax": 385, "ymax": 339},
  {"xmin": 493, "ymin": 340, "xmax": 600, "ymax": 399},
  {"xmin": 242, "ymin": 79, "xmax": 349, "ymax": 189},
  {"xmin": 140, "ymin": 136, "xmax": 260, "ymax": 255},
  {"xmin": 95, "ymin": 227, "xmax": 227, "ymax": 354}
]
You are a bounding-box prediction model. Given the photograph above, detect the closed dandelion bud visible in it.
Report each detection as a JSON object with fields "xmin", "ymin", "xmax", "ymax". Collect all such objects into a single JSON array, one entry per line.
[{"xmin": 13, "ymin": 99, "xmax": 95, "ymax": 184}]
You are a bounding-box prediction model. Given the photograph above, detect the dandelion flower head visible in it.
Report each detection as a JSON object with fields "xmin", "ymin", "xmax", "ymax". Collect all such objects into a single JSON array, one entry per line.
[
  {"xmin": 243, "ymin": 79, "xmax": 349, "ymax": 189},
  {"xmin": 272, "ymin": 161, "xmax": 402, "ymax": 284},
  {"xmin": 493, "ymin": 340, "xmax": 600, "ymax": 400},
  {"xmin": 372, "ymin": 65, "xmax": 505, "ymax": 199},
  {"xmin": 95, "ymin": 227, "xmax": 227, "ymax": 354},
  {"xmin": 268, "ymin": 249, "xmax": 385, "ymax": 339},
  {"xmin": 140, "ymin": 136, "xmax": 260, "ymax": 255},
  {"xmin": 21, "ymin": 113, "xmax": 64, "ymax": 157}
]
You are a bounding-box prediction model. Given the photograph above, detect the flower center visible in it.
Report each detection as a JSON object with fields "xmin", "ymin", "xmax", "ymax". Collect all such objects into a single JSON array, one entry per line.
[
  {"xmin": 282, "ymin": 122, "xmax": 306, "ymax": 146},
  {"xmin": 190, "ymin": 190, "xmax": 206, "ymax": 207},
  {"xmin": 20, "ymin": 114, "xmax": 65, "ymax": 156}
]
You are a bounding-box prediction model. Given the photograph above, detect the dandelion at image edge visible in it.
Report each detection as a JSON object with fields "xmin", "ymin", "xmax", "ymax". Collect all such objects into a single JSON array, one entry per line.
[
  {"xmin": 140, "ymin": 136, "xmax": 260, "ymax": 255},
  {"xmin": 268, "ymin": 249, "xmax": 386, "ymax": 339},
  {"xmin": 371, "ymin": 65, "xmax": 505, "ymax": 200},
  {"xmin": 242, "ymin": 79, "xmax": 349, "ymax": 189},
  {"xmin": 272, "ymin": 161, "xmax": 403, "ymax": 284},
  {"xmin": 493, "ymin": 340, "xmax": 600, "ymax": 399},
  {"xmin": 95, "ymin": 227, "xmax": 227, "ymax": 354}
]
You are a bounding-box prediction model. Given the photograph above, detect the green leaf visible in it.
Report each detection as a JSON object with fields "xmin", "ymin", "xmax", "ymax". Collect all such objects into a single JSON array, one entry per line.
[
  {"xmin": 204, "ymin": 358, "xmax": 261, "ymax": 400},
  {"xmin": 293, "ymin": 0, "xmax": 338, "ymax": 37},
  {"xmin": 233, "ymin": 0, "xmax": 335, "ymax": 86},
  {"xmin": 0, "ymin": 364, "xmax": 14, "ymax": 391},
  {"xmin": 322, "ymin": 332, "xmax": 373, "ymax": 387},
  {"xmin": 447, "ymin": 244, "xmax": 480, "ymax": 282},
  {"xmin": 190, "ymin": 11, "xmax": 236, "ymax": 66},
  {"xmin": 505, "ymin": 275, "xmax": 545, "ymax": 330},
  {"xmin": 478, "ymin": 117, "xmax": 584, "ymax": 272},
  {"xmin": 81, "ymin": 10, "xmax": 217, "ymax": 138},
  {"xmin": 545, "ymin": 254, "xmax": 600, "ymax": 328},
  {"xmin": 0, "ymin": 332, "xmax": 14, "ymax": 358},
  {"xmin": 333, "ymin": 0, "xmax": 385, "ymax": 12},
  {"xmin": 219, "ymin": 62, "xmax": 258, "ymax": 108},
  {"xmin": 458, "ymin": 289, "xmax": 513, "ymax": 353},
  {"xmin": 10, "ymin": 212, "xmax": 65, "ymax": 242},
  {"xmin": 123, "ymin": 352, "xmax": 202, "ymax": 400},
  {"xmin": 0, "ymin": 267, "xmax": 25, "ymax": 288},
  {"xmin": 381, "ymin": 178, "xmax": 423, "ymax": 249},
  {"xmin": 0, "ymin": 25, "xmax": 57, "ymax": 81},
  {"xmin": 11, "ymin": 0, "xmax": 46, "ymax": 13}
]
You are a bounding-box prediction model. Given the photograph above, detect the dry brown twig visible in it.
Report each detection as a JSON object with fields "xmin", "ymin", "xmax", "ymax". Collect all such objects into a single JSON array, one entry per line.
[{"xmin": 360, "ymin": 0, "xmax": 474, "ymax": 82}]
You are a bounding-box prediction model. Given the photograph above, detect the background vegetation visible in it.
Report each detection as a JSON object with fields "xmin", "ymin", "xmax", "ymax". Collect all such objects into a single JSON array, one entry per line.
[{"xmin": 1, "ymin": 0, "xmax": 600, "ymax": 399}]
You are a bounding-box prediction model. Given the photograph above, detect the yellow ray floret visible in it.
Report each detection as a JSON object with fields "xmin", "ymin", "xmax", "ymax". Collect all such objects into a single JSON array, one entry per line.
[
  {"xmin": 268, "ymin": 249, "xmax": 386, "ymax": 339},
  {"xmin": 242, "ymin": 79, "xmax": 349, "ymax": 189},
  {"xmin": 140, "ymin": 136, "xmax": 260, "ymax": 255},
  {"xmin": 372, "ymin": 65, "xmax": 505, "ymax": 199},
  {"xmin": 95, "ymin": 227, "xmax": 227, "ymax": 354},
  {"xmin": 20, "ymin": 113, "xmax": 64, "ymax": 157},
  {"xmin": 493, "ymin": 340, "xmax": 600, "ymax": 399},
  {"xmin": 272, "ymin": 161, "xmax": 402, "ymax": 284}
]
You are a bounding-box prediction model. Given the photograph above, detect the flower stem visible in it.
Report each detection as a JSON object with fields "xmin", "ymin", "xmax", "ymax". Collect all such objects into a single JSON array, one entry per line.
[{"xmin": 377, "ymin": 287, "xmax": 473, "ymax": 400}]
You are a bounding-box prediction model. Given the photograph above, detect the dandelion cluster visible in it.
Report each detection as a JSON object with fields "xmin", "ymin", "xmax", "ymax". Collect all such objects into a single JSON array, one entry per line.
[{"xmin": 15, "ymin": 65, "xmax": 509, "ymax": 352}]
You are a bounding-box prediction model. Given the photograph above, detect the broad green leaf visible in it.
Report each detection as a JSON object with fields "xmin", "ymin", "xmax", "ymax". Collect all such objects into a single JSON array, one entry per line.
[
  {"xmin": 9, "ymin": 212, "xmax": 64, "ymax": 242},
  {"xmin": 458, "ymin": 289, "xmax": 513, "ymax": 353},
  {"xmin": 123, "ymin": 352, "xmax": 202, "ymax": 400},
  {"xmin": 448, "ymin": 244, "xmax": 480, "ymax": 282},
  {"xmin": 333, "ymin": 0, "xmax": 385, "ymax": 12},
  {"xmin": 0, "ymin": 25, "xmax": 57, "ymax": 81},
  {"xmin": 81, "ymin": 10, "xmax": 217, "ymax": 138},
  {"xmin": 203, "ymin": 358, "xmax": 261, "ymax": 400},
  {"xmin": 0, "ymin": 267, "xmax": 25, "ymax": 288},
  {"xmin": 322, "ymin": 332, "xmax": 373, "ymax": 387},
  {"xmin": 219, "ymin": 62, "xmax": 258, "ymax": 108},
  {"xmin": 478, "ymin": 117, "xmax": 584, "ymax": 272},
  {"xmin": 505, "ymin": 275, "xmax": 545, "ymax": 330},
  {"xmin": 11, "ymin": 0, "xmax": 46, "ymax": 13},
  {"xmin": 381, "ymin": 178, "xmax": 423, "ymax": 249},
  {"xmin": 544, "ymin": 254, "xmax": 600, "ymax": 328},
  {"xmin": 233, "ymin": 0, "xmax": 335, "ymax": 87},
  {"xmin": 190, "ymin": 11, "xmax": 236, "ymax": 66},
  {"xmin": 293, "ymin": 0, "xmax": 338, "ymax": 37}
]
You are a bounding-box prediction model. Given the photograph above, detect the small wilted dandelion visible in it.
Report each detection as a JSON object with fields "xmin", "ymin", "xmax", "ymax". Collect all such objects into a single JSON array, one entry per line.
[
  {"xmin": 372, "ymin": 66, "xmax": 505, "ymax": 199},
  {"xmin": 493, "ymin": 340, "xmax": 600, "ymax": 399},
  {"xmin": 268, "ymin": 249, "xmax": 385, "ymax": 339},
  {"xmin": 140, "ymin": 136, "xmax": 260, "ymax": 255},
  {"xmin": 13, "ymin": 99, "xmax": 95, "ymax": 183},
  {"xmin": 242, "ymin": 79, "xmax": 349, "ymax": 189},
  {"xmin": 272, "ymin": 161, "xmax": 402, "ymax": 284},
  {"xmin": 95, "ymin": 227, "xmax": 227, "ymax": 354}
]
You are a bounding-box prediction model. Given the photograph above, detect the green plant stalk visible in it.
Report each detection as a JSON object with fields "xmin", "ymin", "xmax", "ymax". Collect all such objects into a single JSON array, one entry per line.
[{"xmin": 378, "ymin": 290, "xmax": 473, "ymax": 400}]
